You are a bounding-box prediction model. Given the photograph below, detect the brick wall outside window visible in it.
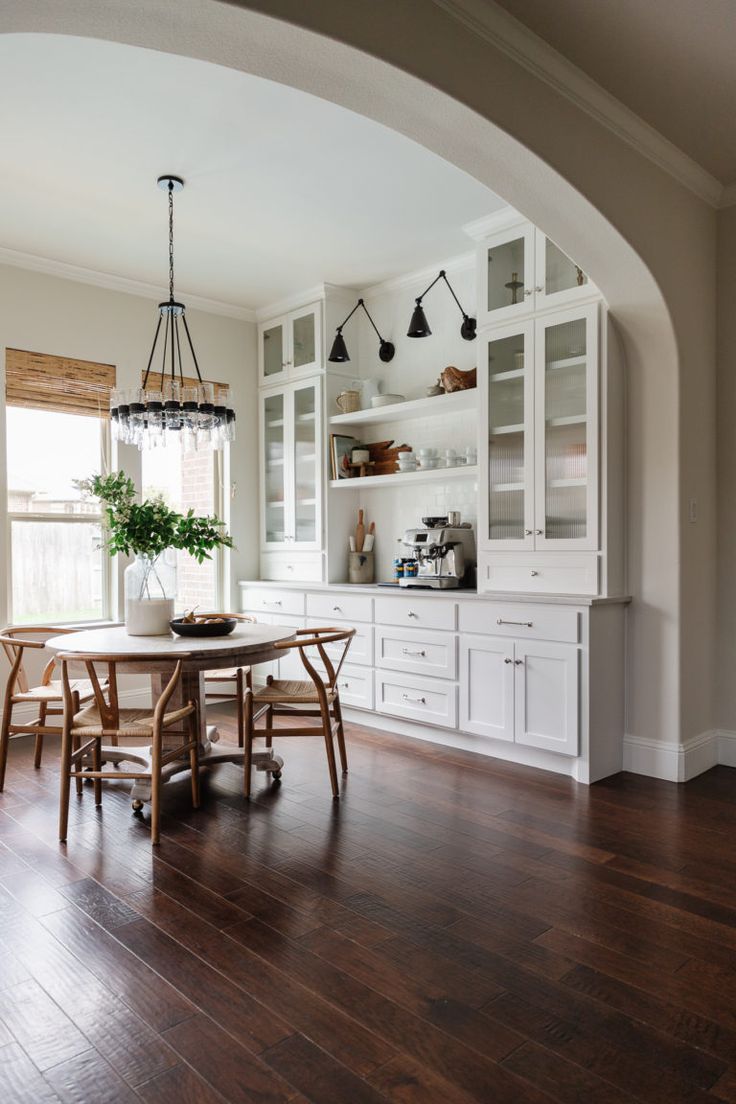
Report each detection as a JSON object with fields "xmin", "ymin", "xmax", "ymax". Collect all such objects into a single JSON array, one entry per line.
[{"xmin": 177, "ymin": 446, "xmax": 217, "ymax": 613}]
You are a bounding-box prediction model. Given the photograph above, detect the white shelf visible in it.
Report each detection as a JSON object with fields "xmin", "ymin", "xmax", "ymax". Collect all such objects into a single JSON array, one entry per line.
[
  {"xmin": 547, "ymin": 355, "xmax": 586, "ymax": 371},
  {"xmin": 329, "ymin": 464, "xmax": 478, "ymax": 490},
  {"xmin": 266, "ymin": 501, "xmax": 285, "ymax": 509},
  {"xmin": 296, "ymin": 498, "xmax": 317, "ymax": 506},
  {"xmin": 490, "ymin": 423, "xmax": 524, "ymax": 435},
  {"xmin": 489, "ymin": 368, "xmax": 524, "ymax": 382},
  {"xmin": 547, "ymin": 414, "xmax": 586, "ymax": 427},
  {"xmin": 548, "ymin": 478, "xmax": 586, "ymax": 488},
  {"xmin": 297, "ymin": 412, "xmax": 316, "ymax": 423},
  {"xmin": 266, "ymin": 419, "xmax": 284, "ymax": 428},
  {"xmin": 329, "ymin": 388, "xmax": 478, "ymax": 427},
  {"xmin": 266, "ymin": 457, "xmax": 284, "ymax": 466},
  {"xmin": 491, "ymin": 482, "xmax": 524, "ymax": 492}
]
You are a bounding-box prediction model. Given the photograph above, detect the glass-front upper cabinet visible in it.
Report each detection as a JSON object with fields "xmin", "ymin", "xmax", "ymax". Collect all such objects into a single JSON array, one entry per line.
[
  {"xmin": 478, "ymin": 223, "xmax": 594, "ymax": 326},
  {"xmin": 481, "ymin": 320, "xmax": 534, "ymax": 550},
  {"xmin": 260, "ymin": 378, "xmax": 322, "ymax": 551},
  {"xmin": 535, "ymin": 305, "xmax": 598, "ymax": 550},
  {"xmin": 258, "ymin": 303, "xmax": 322, "ymax": 385}
]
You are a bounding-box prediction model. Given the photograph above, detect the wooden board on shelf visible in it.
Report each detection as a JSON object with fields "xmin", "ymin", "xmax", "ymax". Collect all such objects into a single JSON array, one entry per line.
[{"xmin": 366, "ymin": 440, "xmax": 411, "ymax": 477}]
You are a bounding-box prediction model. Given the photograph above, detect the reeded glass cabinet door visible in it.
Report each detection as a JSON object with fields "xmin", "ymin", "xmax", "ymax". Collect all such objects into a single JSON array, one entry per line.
[
  {"xmin": 290, "ymin": 380, "xmax": 321, "ymax": 547},
  {"xmin": 261, "ymin": 391, "xmax": 287, "ymax": 546},
  {"xmin": 535, "ymin": 306, "xmax": 598, "ymax": 549},
  {"xmin": 479, "ymin": 225, "xmax": 534, "ymax": 325},
  {"xmin": 483, "ymin": 323, "xmax": 534, "ymax": 548}
]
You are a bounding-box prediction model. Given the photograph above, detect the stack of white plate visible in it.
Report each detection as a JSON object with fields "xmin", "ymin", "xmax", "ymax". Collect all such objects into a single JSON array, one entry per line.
[{"xmin": 371, "ymin": 394, "xmax": 405, "ymax": 408}]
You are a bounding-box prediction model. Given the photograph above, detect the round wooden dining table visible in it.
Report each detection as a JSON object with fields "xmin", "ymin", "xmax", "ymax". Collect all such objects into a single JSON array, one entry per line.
[{"xmin": 45, "ymin": 622, "xmax": 297, "ymax": 803}]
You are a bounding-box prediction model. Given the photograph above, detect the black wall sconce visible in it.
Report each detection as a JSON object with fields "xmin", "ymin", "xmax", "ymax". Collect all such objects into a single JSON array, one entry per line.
[
  {"xmin": 407, "ymin": 269, "xmax": 476, "ymax": 341},
  {"xmin": 328, "ymin": 298, "xmax": 395, "ymax": 363}
]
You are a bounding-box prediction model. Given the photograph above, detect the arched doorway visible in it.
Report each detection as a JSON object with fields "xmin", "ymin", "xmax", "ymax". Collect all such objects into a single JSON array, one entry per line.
[{"xmin": 2, "ymin": 0, "xmax": 707, "ymax": 759}]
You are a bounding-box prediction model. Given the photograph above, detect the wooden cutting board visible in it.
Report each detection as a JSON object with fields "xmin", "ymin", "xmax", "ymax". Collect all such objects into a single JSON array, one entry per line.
[{"xmin": 366, "ymin": 440, "xmax": 412, "ymax": 476}]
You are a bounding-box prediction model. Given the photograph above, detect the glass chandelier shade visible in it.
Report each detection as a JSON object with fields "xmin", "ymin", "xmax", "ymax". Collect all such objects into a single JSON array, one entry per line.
[{"xmin": 110, "ymin": 175, "xmax": 235, "ymax": 451}]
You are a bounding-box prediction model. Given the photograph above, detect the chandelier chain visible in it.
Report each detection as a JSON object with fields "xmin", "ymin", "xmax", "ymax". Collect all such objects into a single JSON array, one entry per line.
[{"xmin": 168, "ymin": 180, "xmax": 175, "ymax": 302}]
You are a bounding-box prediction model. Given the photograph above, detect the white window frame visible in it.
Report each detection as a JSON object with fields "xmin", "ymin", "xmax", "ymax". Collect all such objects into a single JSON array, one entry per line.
[{"xmin": 6, "ymin": 414, "xmax": 112, "ymax": 625}]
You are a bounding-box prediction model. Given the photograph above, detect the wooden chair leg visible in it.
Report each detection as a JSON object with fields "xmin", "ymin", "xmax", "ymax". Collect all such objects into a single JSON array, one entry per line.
[
  {"xmin": 151, "ymin": 736, "xmax": 161, "ymax": 846},
  {"xmin": 58, "ymin": 722, "xmax": 73, "ymax": 842},
  {"xmin": 244, "ymin": 689, "xmax": 254, "ymax": 799},
  {"xmin": 34, "ymin": 703, "xmax": 47, "ymax": 769},
  {"xmin": 0, "ymin": 703, "xmax": 11, "ymax": 793},
  {"xmin": 333, "ymin": 696, "xmax": 348, "ymax": 774},
  {"xmin": 265, "ymin": 704, "xmax": 273, "ymax": 750},
  {"xmin": 73, "ymin": 733, "xmax": 83, "ymax": 796},
  {"xmin": 189, "ymin": 713, "xmax": 201, "ymax": 809},
  {"xmin": 92, "ymin": 738, "xmax": 102, "ymax": 806},
  {"xmin": 236, "ymin": 668, "xmax": 244, "ymax": 748},
  {"xmin": 321, "ymin": 703, "xmax": 339, "ymax": 799}
]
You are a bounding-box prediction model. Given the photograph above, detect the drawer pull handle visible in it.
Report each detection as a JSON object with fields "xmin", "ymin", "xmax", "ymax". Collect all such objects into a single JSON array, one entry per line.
[
  {"xmin": 340, "ymin": 681, "xmax": 350, "ymax": 689},
  {"xmin": 333, "ymin": 605, "xmax": 342, "ymax": 612},
  {"xmin": 497, "ymin": 618, "xmax": 532, "ymax": 627},
  {"xmin": 402, "ymin": 648, "xmax": 426, "ymax": 657},
  {"xmin": 402, "ymin": 693, "xmax": 426, "ymax": 705},
  {"xmin": 530, "ymin": 571, "xmax": 539, "ymax": 577},
  {"xmin": 407, "ymin": 611, "xmax": 418, "ymax": 619},
  {"xmin": 287, "ymin": 565, "xmax": 294, "ymax": 571},
  {"xmin": 263, "ymin": 600, "xmax": 283, "ymax": 607}
]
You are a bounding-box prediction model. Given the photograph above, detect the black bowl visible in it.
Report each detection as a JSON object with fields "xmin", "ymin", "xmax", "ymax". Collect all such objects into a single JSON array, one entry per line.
[
  {"xmin": 170, "ymin": 617, "xmax": 237, "ymax": 637},
  {"xmin": 421, "ymin": 515, "xmax": 448, "ymax": 528}
]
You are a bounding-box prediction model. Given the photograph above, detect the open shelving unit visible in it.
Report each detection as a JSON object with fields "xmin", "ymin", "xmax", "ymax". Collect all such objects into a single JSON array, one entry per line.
[
  {"xmin": 329, "ymin": 387, "xmax": 478, "ymax": 427},
  {"xmin": 329, "ymin": 464, "xmax": 478, "ymax": 491}
]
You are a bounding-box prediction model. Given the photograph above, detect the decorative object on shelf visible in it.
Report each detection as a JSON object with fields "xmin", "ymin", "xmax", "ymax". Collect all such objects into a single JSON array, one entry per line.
[
  {"xmin": 328, "ymin": 298, "xmax": 395, "ymax": 364},
  {"xmin": 440, "ymin": 365, "xmax": 477, "ymax": 392},
  {"xmin": 369, "ymin": 440, "xmax": 412, "ymax": 476},
  {"xmin": 513, "ymin": 350, "xmax": 524, "ymax": 370},
  {"xmin": 336, "ymin": 390, "xmax": 361, "ymax": 414},
  {"xmin": 426, "ymin": 380, "xmax": 444, "ymax": 396},
  {"xmin": 575, "ymin": 265, "xmax": 586, "ymax": 286},
  {"xmin": 349, "ymin": 448, "xmax": 375, "ymax": 478},
  {"xmin": 78, "ymin": 471, "xmax": 232, "ymax": 636},
  {"xmin": 351, "ymin": 448, "xmax": 370, "ymax": 465},
  {"xmin": 359, "ymin": 378, "xmax": 382, "ymax": 405},
  {"xmin": 330, "ymin": 433, "xmax": 360, "ymax": 479},
  {"xmin": 370, "ymin": 393, "xmax": 405, "ymax": 408},
  {"xmin": 504, "ymin": 271, "xmax": 524, "ymax": 305},
  {"xmin": 397, "ymin": 449, "xmax": 417, "ymax": 472},
  {"xmin": 110, "ymin": 176, "xmax": 235, "ymax": 451},
  {"xmin": 407, "ymin": 269, "xmax": 476, "ymax": 341}
]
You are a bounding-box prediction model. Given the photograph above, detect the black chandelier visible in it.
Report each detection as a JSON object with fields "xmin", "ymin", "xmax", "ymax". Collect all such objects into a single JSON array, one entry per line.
[
  {"xmin": 110, "ymin": 175, "xmax": 235, "ymax": 450},
  {"xmin": 328, "ymin": 298, "xmax": 395, "ymax": 364},
  {"xmin": 407, "ymin": 269, "xmax": 477, "ymax": 341}
]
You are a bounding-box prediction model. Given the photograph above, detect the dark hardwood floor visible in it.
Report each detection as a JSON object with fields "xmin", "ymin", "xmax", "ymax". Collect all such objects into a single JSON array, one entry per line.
[{"xmin": 1, "ymin": 712, "xmax": 736, "ymax": 1103}]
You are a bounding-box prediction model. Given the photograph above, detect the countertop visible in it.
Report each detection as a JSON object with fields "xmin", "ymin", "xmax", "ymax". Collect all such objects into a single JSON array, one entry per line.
[{"xmin": 238, "ymin": 579, "xmax": 631, "ymax": 607}]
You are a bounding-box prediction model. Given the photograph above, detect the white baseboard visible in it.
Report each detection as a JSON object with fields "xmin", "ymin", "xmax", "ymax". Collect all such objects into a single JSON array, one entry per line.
[{"xmin": 623, "ymin": 729, "xmax": 728, "ymax": 782}]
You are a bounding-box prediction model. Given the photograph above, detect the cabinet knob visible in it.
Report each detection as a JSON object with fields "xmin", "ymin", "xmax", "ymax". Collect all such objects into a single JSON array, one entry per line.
[
  {"xmin": 524, "ymin": 529, "xmax": 532, "ymax": 535},
  {"xmin": 535, "ymin": 285, "xmax": 543, "ymax": 292},
  {"xmin": 530, "ymin": 570, "xmax": 539, "ymax": 577},
  {"xmin": 524, "ymin": 289, "xmax": 533, "ymax": 297},
  {"xmin": 514, "ymin": 659, "xmax": 524, "ymax": 666},
  {"xmin": 504, "ymin": 657, "xmax": 512, "ymax": 664},
  {"xmin": 407, "ymin": 611, "xmax": 418, "ymax": 619},
  {"xmin": 535, "ymin": 529, "xmax": 544, "ymax": 535}
]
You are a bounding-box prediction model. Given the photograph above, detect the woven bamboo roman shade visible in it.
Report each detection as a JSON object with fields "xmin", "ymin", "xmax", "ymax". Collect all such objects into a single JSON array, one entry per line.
[{"xmin": 5, "ymin": 348, "xmax": 116, "ymax": 418}]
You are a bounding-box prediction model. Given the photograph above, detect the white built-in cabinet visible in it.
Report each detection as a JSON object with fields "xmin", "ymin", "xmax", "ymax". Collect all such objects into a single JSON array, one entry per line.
[
  {"xmin": 477, "ymin": 221, "xmax": 593, "ymax": 327},
  {"xmin": 258, "ymin": 302, "xmax": 322, "ymax": 385},
  {"xmin": 259, "ymin": 377, "xmax": 322, "ymax": 553},
  {"xmin": 478, "ymin": 303, "xmax": 599, "ymax": 555}
]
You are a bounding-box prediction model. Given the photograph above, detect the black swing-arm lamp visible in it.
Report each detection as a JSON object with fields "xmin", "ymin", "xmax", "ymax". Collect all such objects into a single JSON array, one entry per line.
[
  {"xmin": 328, "ymin": 298, "xmax": 395, "ymax": 364},
  {"xmin": 407, "ymin": 269, "xmax": 477, "ymax": 341}
]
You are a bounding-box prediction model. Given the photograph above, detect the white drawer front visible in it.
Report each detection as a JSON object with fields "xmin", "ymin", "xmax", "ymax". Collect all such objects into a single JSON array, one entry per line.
[
  {"xmin": 241, "ymin": 587, "xmax": 305, "ymax": 617},
  {"xmin": 306, "ymin": 592, "xmax": 373, "ymax": 624},
  {"xmin": 375, "ymin": 625, "xmax": 457, "ymax": 680},
  {"xmin": 459, "ymin": 602, "xmax": 579, "ymax": 644},
  {"xmin": 306, "ymin": 619, "xmax": 373, "ymax": 666},
  {"xmin": 334, "ymin": 664, "xmax": 373, "ymax": 710},
  {"xmin": 259, "ymin": 552, "xmax": 324, "ymax": 582},
  {"xmin": 374, "ymin": 595, "xmax": 456, "ymax": 632},
  {"xmin": 478, "ymin": 553, "xmax": 598, "ymax": 597},
  {"xmin": 375, "ymin": 671, "xmax": 457, "ymax": 727}
]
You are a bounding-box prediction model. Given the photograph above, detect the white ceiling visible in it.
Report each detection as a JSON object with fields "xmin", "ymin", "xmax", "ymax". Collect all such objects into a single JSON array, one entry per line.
[
  {"xmin": 494, "ymin": 0, "xmax": 736, "ymax": 185},
  {"xmin": 0, "ymin": 34, "xmax": 503, "ymax": 313}
]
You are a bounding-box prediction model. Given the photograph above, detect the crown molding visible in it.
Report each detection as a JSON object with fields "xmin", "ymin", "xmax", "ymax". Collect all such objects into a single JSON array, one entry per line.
[
  {"xmin": 359, "ymin": 250, "xmax": 474, "ymax": 301},
  {"xmin": 0, "ymin": 246, "xmax": 257, "ymax": 322},
  {"xmin": 433, "ymin": 0, "xmax": 724, "ymax": 209},
  {"xmin": 255, "ymin": 281, "xmax": 357, "ymax": 322},
  {"xmin": 719, "ymin": 183, "xmax": 736, "ymax": 210},
  {"xmin": 462, "ymin": 206, "xmax": 525, "ymax": 241}
]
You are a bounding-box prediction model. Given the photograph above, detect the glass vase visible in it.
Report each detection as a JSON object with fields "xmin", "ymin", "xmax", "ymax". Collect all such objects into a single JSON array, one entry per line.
[{"xmin": 124, "ymin": 551, "xmax": 177, "ymax": 636}]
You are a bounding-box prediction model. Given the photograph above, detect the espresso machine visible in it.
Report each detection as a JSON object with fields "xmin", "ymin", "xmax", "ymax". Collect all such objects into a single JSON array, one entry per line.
[{"xmin": 398, "ymin": 517, "xmax": 476, "ymax": 589}]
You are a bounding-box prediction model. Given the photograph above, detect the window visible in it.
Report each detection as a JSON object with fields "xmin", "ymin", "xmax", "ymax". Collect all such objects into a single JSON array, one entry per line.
[
  {"xmin": 141, "ymin": 438, "xmax": 225, "ymax": 613},
  {"xmin": 6, "ymin": 407, "xmax": 109, "ymax": 624}
]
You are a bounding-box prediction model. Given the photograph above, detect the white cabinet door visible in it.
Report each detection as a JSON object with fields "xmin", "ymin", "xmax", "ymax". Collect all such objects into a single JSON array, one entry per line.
[
  {"xmin": 534, "ymin": 232, "xmax": 594, "ymax": 312},
  {"xmin": 260, "ymin": 387, "xmax": 289, "ymax": 549},
  {"xmin": 288, "ymin": 303, "xmax": 321, "ymax": 377},
  {"xmin": 458, "ymin": 635, "xmax": 514, "ymax": 741},
  {"xmin": 289, "ymin": 377, "xmax": 322, "ymax": 550},
  {"xmin": 477, "ymin": 224, "xmax": 535, "ymax": 326},
  {"xmin": 534, "ymin": 304, "xmax": 598, "ymax": 551},
  {"xmin": 478, "ymin": 319, "xmax": 535, "ymax": 551},
  {"xmin": 258, "ymin": 317, "xmax": 288, "ymax": 386},
  {"xmin": 514, "ymin": 640, "xmax": 579, "ymax": 755}
]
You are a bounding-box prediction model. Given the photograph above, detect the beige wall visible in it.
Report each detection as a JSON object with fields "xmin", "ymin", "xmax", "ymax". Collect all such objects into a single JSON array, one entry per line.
[
  {"xmin": 0, "ymin": 263, "xmax": 259, "ymax": 638},
  {"xmin": 717, "ymin": 208, "xmax": 736, "ymax": 731},
  {"xmin": 1, "ymin": 0, "xmax": 722, "ymax": 756}
]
